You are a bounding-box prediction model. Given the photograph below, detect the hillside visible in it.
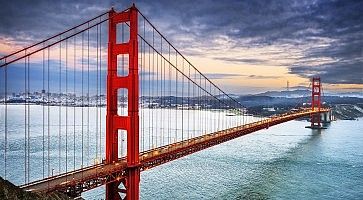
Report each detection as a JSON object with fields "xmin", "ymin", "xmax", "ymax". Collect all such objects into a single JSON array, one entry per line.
[{"xmin": 0, "ymin": 177, "xmax": 73, "ymax": 200}]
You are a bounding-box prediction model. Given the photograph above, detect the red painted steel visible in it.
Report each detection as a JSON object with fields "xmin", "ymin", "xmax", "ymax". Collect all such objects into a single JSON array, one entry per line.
[
  {"xmin": 311, "ymin": 77, "xmax": 321, "ymax": 128},
  {"xmin": 106, "ymin": 4, "xmax": 139, "ymax": 200}
]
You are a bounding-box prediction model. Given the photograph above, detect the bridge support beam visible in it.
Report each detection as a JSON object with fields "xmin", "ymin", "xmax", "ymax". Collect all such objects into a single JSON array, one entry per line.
[{"xmin": 106, "ymin": 4, "xmax": 139, "ymax": 200}]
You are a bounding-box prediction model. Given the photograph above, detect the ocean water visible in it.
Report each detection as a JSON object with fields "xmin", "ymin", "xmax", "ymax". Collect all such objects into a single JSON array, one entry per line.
[
  {"xmin": 83, "ymin": 119, "xmax": 363, "ymax": 199},
  {"xmin": 0, "ymin": 105, "xmax": 254, "ymax": 185},
  {"xmin": 0, "ymin": 105, "xmax": 362, "ymax": 199}
]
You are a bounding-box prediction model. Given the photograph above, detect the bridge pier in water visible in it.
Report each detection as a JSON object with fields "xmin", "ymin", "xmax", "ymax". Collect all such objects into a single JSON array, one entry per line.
[{"xmin": 322, "ymin": 110, "xmax": 333, "ymax": 124}]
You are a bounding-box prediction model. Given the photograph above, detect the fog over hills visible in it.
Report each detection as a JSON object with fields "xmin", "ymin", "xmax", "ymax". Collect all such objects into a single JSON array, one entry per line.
[
  {"xmin": 252, "ymin": 89, "xmax": 363, "ymax": 98},
  {"xmin": 231, "ymin": 89, "xmax": 363, "ymax": 120}
]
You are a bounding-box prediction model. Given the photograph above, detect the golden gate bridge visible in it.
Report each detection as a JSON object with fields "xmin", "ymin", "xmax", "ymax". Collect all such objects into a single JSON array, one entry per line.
[{"xmin": 0, "ymin": 4, "xmax": 330, "ymax": 200}]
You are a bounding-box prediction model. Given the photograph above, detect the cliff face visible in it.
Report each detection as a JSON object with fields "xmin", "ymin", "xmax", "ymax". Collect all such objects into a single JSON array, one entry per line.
[{"xmin": 0, "ymin": 177, "xmax": 72, "ymax": 200}]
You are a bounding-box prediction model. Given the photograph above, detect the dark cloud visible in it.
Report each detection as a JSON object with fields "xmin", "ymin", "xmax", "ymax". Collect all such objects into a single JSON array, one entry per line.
[
  {"xmin": 0, "ymin": 1, "xmax": 106, "ymax": 41},
  {"xmin": 0, "ymin": 0, "xmax": 362, "ymax": 85},
  {"xmin": 202, "ymin": 73, "xmax": 242, "ymax": 80},
  {"xmin": 203, "ymin": 73, "xmax": 281, "ymax": 80},
  {"xmin": 213, "ymin": 57, "xmax": 267, "ymax": 65},
  {"xmin": 247, "ymin": 75, "xmax": 281, "ymax": 79},
  {"xmin": 135, "ymin": 0, "xmax": 363, "ymax": 84},
  {"xmin": 290, "ymin": 60, "xmax": 363, "ymax": 84},
  {"xmin": 286, "ymin": 0, "xmax": 363, "ymax": 84}
]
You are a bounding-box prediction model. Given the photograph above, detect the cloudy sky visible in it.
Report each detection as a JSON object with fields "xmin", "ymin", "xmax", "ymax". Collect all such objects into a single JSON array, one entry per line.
[{"xmin": 0, "ymin": 0, "xmax": 362, "ymax": 94}]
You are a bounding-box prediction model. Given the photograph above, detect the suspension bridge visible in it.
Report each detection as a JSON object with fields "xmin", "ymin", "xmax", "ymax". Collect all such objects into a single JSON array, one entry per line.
[{"xmin": 0, "ymin": 4, "xmax": 330, "ymax": 200}]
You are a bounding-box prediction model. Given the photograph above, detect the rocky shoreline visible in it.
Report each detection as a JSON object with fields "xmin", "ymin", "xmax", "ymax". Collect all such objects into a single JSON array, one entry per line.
[{"xmin": 0, "ymin": 177, "xmax": 75, "ymax": 200}]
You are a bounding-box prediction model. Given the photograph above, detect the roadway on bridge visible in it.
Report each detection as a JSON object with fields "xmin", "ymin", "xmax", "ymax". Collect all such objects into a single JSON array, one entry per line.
[{"xmin": 20, "ymin": 108, "xmax": 328, "ymax": 195}]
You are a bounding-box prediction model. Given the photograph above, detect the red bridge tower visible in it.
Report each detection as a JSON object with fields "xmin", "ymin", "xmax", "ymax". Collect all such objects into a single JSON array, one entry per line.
[
  {"xmin": 310, "ymin": 77, "xmax": 322, "ymax": 128},
  {"xmin": 106, "ymin": 4, "xmax": 139, "ymax": 200}
]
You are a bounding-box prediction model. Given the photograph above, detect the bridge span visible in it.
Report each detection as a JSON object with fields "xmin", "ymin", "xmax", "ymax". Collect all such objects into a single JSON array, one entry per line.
[{"xmin": 21, "ymin": 108, "xmax": 329, "ymax": 196}]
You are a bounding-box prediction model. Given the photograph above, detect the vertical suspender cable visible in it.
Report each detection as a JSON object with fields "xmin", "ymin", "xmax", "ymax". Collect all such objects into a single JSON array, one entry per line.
[
  {"xmin": 73, "ymin": 36, "xmax": 76, "ymax": 172},
  {"xmin": 175, "ymin": 52, "xmax": 178, "ymax": 142},
  {"xmin": 148, "ymin": 45, "xmax": 151, "ymax": 150},
  {"xmin": 87, "ymin": 25, "xmax": 90, "ymax": 166},
  {"xmin": 142, "ymin": 19, "xmax": 146, "ymax": 151},
  {"xmin": 42, "ymin": 44, "xmax": 45, "ymax": 178},
  {"xmin": 152, "ymin": 29, "xmax": 155, "ymax": 148},
  {"xmin": 96, "ymin": 24, "xmax": 99, "ymax": 163},
  {"xmin": 199, "ymin": 74, "xmax": 201, "ymax": 136},
  {"xmin": 218, "ymin": 90, "xmax": 221, "ymax": 131},
  {"xmin": 4, "ymin": 58, "xmax": 7, "ymax": 179},
  {"xmin": 187, "ymin": 64, "xmax": 191, "ymax": 143},
  {"xmin": 193, "ymin": 68, "xmax": 195, "ymax": 138},
  {"xmin": 65, "ymin": 38, "xmax": 68, "ymax": 176},
  {"xmin": 155, "ymin": 32, "xmax": 159, "ymax": 147},
  {"xmin": 203, "ymin": 78, "xmax": 206, "ymax": 134},
  {"xmin": 206, "ymin": 81, "xmax": 208, "ymax": 132},
  {"xmin": 181, "ymin": 58, "xmax": 184, "ymax": 143},
  {"xmin": 59, "ymin": 37, "xmax": 62, "ymax": 175},
  {"xmin": 163, "ymin": 41, "xmax": 166, "ymax": 145},
  {"xmin": 81, "ymin": 31, "xmax": 84, "ymax": 172},
  {"xmin": 27, "ymin": 55, "xmax": 30, "ymax": 182},
  {"xmin": 168, "ymin": 45, "xmax": 171, "ymax": 145},
  {"xmin": 47, "ymin": 47, "xmax": 50, "ymax": 179},
  {"xmin": 24, "ymin": 52, "xmax": 27, "ymax": 183},
  {"xmin": 161, "ymin": 37, "xmax": 165, "ymax": 146},
  {"xmin": 209, "ymin": 82, "xmax": 211, "ymax": 133},
  {"xmin": 99, "ymin": 17, "xmax": 102, "ymax": 160}
]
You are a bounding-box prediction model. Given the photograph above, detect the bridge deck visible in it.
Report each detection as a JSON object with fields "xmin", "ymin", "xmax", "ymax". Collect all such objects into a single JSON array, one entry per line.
[{"xmin": 20, "ymin": 109, "xmax": 329, "ymax": 196}]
